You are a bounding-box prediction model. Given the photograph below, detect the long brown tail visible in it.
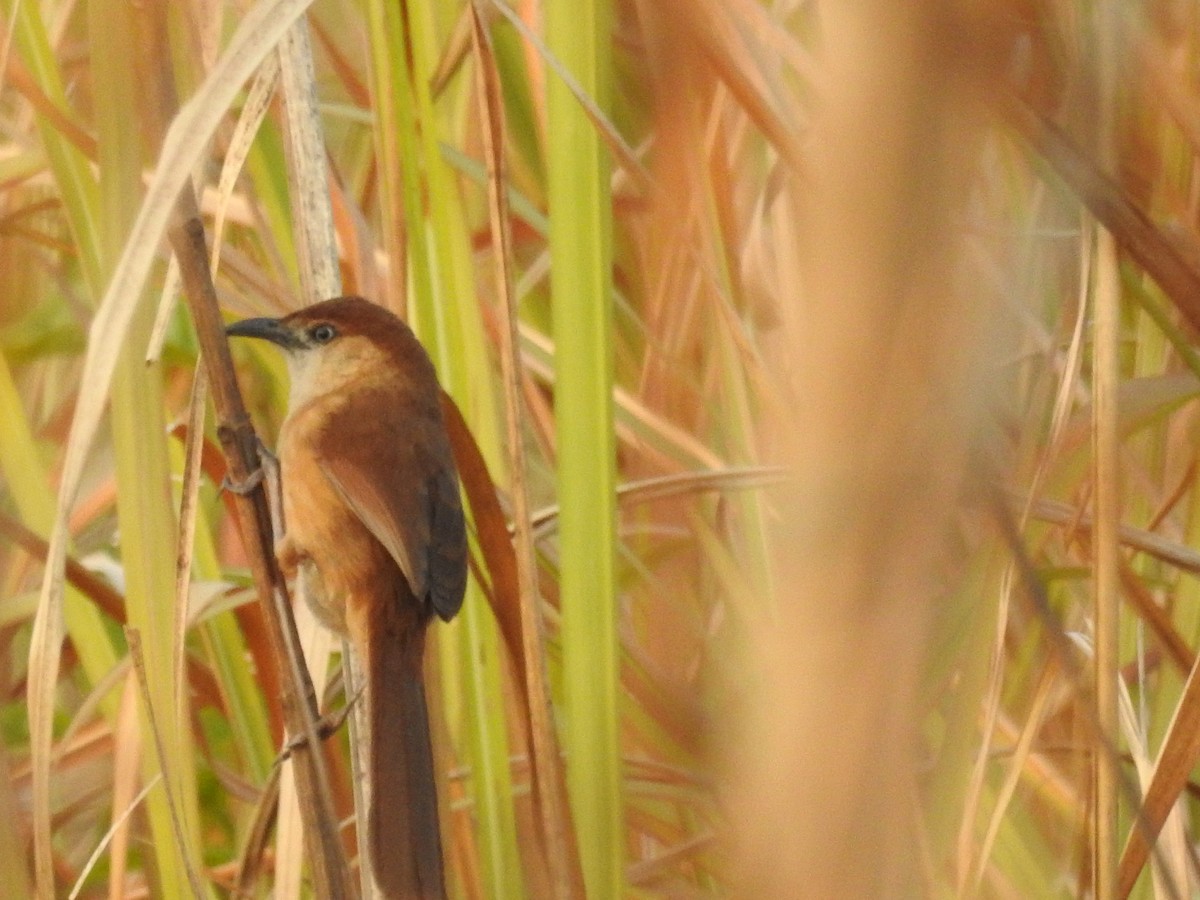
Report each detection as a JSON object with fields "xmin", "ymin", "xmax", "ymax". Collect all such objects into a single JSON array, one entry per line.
[{"xmin": 355, "ymin": 583, "xmax": 445, "ymax": 899}]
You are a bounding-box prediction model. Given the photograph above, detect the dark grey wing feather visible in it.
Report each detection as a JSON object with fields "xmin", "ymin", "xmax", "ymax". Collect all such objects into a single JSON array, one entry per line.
[{"xmin": 426, "ymin": 464, "xmax": 466, "ymax": 621}]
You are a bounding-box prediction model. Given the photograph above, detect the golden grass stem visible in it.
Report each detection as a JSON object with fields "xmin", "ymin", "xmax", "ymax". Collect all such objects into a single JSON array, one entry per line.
[{"xmin": 1093, "ymin": 224, "xmax": 1122, "ymax": 900}]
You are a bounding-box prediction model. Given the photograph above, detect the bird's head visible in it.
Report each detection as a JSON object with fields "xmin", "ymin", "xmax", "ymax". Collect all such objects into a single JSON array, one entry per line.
[{"xmin": 227, "ymin": 296, "xmax": 436, "ymax": 410}]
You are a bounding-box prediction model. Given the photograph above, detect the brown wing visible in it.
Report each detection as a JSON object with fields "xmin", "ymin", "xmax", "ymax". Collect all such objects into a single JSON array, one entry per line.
[{"xmin": 314, "ymin": 396, "xmax": 466, "ymax": 621}]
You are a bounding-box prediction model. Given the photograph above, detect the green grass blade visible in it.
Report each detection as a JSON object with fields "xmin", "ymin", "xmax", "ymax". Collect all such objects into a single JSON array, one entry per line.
[{"xmin": 545, "ymin": 0, "xmax": 622, "ymax": 894}]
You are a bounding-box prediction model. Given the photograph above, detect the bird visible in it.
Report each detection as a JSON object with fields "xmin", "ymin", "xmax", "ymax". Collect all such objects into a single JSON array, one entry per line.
[{"xmin": 227, "ymin": 296, "xmax": 466, "ymax": 899}]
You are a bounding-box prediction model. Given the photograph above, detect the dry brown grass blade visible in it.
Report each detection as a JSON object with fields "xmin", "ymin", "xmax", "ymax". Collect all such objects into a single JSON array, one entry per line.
[
  {"xmin": 1116, "ymin": 560, "xmax": 1194, "ymax": 676},
  {"xmin": 310, "ymin": 16, "xmax": 369, "ymax": 107},
  {"xmin": 528, "ymin": 466, "xmax": 783, "ymax": 537},
  {"xmin": 1093, "ymin": 216, "xmax": 1122, "ymax": 895},
  {"xmin": 1119, "ymin": 678, "xmax": 1195, "ymax": 896},
  {"xmin": 2, "ymin": 52, "xmax": 98, "ymax": 158},
  {"xmin": 971, "ymin": 659, "xmax": 1060, "ymax": 893},
  {"xmin": 173, "ymin": 366, "xmax": 208, "ymax": 757},
  {"xmin": 1025, "ymin": 495, "xmax": 1200, "ymax": 576},
  {"xmin": 469, "ymin": 7, "xmax": 585, "ymax": 894},
  {"xmin": 1007, "ymin": 96, "xmax": 1200, "ymax": 335},
  {"xmin": 233, "ymin": 763, "xmax": 282, "ymax": 898},
  {"xmin": 488, "ymin": 0, "xmax": 650, "ymax": 192},
  {"xmin": 1117, "ymin": 662, "xmax": 1200, "ymax": 896},
  {"xmin": 0, "ymin": 512, "xmax": 126, "ymax": 623}
]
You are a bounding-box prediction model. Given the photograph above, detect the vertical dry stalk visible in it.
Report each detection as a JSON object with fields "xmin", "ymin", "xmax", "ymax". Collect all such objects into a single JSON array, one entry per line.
[
  {"xmin": 1091, "ymin": 8, "xmax": 1123, "ymax": 897},
  {"xmin": 469, "ymin": 6, "xmax": 585, "ymax": 896},
  {"xmin": 732, "ymin": 4, "xmax": 1002, "ymax": 895},
  {"xmin": 1093, "ymin": 226, "xmax": 1122, "ymax": 899}
]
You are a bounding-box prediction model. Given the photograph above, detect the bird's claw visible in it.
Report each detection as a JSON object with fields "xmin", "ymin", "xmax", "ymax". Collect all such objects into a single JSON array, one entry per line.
[
  {"xmin": 221, "ymin": 467, "xmax": 265, "ymax": 496},
  {"xmin": 221, "ymin": 440, "xmax": 278, "ymax": 496},
  {"xmin": 275, "ymin": 688, "xmax": 365, "ymax": 763}
]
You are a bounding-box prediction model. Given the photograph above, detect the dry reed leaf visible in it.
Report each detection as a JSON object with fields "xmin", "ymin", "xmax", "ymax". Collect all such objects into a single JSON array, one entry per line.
[
  {"xmin": 2, "ymin": 53, "xmax": 98, "ymax": 158},
  {"xmin": 172, "ymin": 367, "xmax": 208, "ymax": 757},
  {"xmin": 26, "ymin": 2, "xmax": 322, "ymax": 892},
  {"xmin": 1117, "ymin": 561, "xmax": 1194, "ymax": 675},
  {"xmin": 970, "ymin": 661, "xmax": 1059, "ymax": 892},
  {"xmin": 212, "ymin": 54, "xmax": 281, "ymax": 274},
  {"xmin": 1009, "ymin": 98, "xmax": 1200, "ymax": 335},
  {"xmin": 125, "ymin": 627, "xmax": 206, "ymax": 898},
  {"xmin": 277, "ymin": 20, "xmax": 339, "ymax": 302},
  {"xmin": 97, "ymin": 674, "xmax": 142, "ymax": 900},
  {"xmin": 1117, "ymin": 653, "xmax": 1200, "ymax": 895},
  {"xmin": 528, "ymin": 466, "xmax": 782, "ymax": 537},
  {"xmin": 518, "ymin": 323, "xmax": 726, "ymax": 471},
  {"xmin": 1026, "ymin": 495, "xmax": 1200, "ymax": 575},
  {"xmin": 1118, "ymin": 676, "xmax": 1192, "ymax": 897},
  {"xmin": 659, "ymin": 0, "xmax": 805, "ymax": 173},
  {"xmin": 1093, "ymin": 214, "xmax": 1124, "ymax": 897}
]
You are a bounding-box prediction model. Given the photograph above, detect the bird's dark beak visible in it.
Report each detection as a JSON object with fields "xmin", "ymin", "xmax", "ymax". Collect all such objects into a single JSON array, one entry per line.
[{"xmin": 226, "ymin": 317, "xmax": 303, "ymax": 350}]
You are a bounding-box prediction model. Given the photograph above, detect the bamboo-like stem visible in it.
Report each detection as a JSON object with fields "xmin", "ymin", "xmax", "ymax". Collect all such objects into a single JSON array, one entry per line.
[{"xmin": 277, "ymin": 18, "xmax": 341, "ymax": 302}]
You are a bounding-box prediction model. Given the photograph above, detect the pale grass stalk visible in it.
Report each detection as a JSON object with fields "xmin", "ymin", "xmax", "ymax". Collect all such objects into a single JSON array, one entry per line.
[
  {"xmin": 273, "ymin": 15, "xmax": 348, "ymax": 896},
  {"xmin": 72, "ymin": 775, "xmax": 160, "ymax": 900},
  {"xmin": 124, "ymin": 628, "xmax": 204, "ymax": 899},
  {"xmin": 275, "ymin": 614, "xmax": 336, "ymax": 900},
  {"xmin": 1093, "ymin": 223, "xmax": 1122, "ymax": 899},
  {"xmin": 102, "ymin": 674, "xmax": 142, "ymax": 900}
]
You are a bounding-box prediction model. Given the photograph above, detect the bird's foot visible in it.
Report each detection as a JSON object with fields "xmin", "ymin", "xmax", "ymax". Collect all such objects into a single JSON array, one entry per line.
[
  {"xmin": 275, "ymin": 688, "xmax": 365, "ymax": 763},
  {"xmin": 221, "ymin": 467, "xmax": 264, "ymax": 496},
  {"xmin": 221, "ymin": 439, "xmax": 277, "ymax": 496}
]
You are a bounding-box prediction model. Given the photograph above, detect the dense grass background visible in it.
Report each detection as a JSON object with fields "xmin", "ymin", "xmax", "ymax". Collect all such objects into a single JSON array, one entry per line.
[{"xmin": 4, "ymin": 1, "xmax": 1200, "ymax": 897}]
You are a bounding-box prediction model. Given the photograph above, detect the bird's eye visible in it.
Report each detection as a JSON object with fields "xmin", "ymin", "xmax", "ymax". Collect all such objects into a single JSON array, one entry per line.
[{"xmin": 309, "ymin": 323, "xmax": 337, "ymax": 344}]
